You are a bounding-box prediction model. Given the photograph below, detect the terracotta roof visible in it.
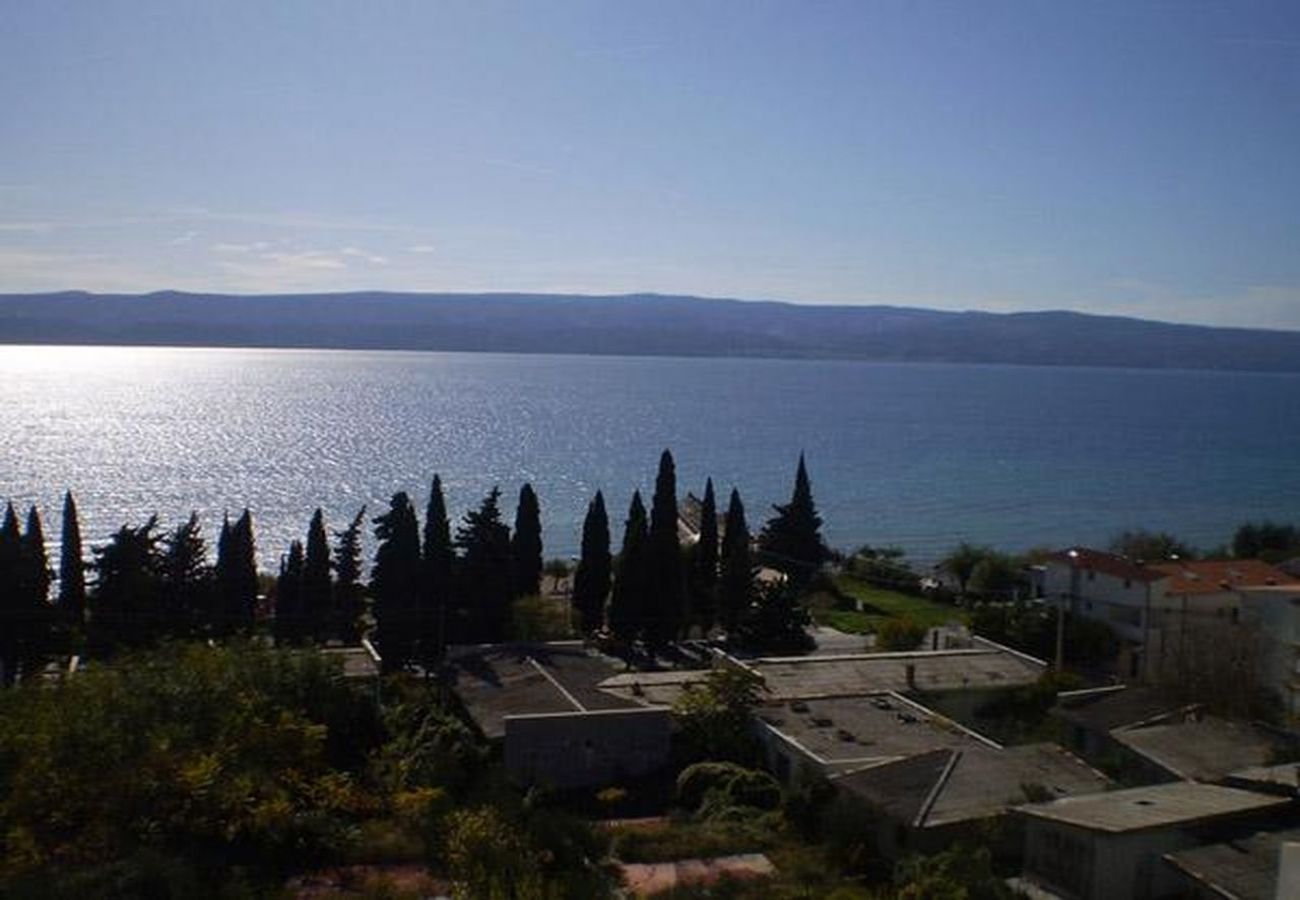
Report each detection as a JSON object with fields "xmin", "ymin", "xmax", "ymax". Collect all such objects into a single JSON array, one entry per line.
[
  {"xmin": 1149, "ymin": 559, "xmax": 1300, "ymax": 596},
  {"xmin": 1046, "ymin": 548, "xmax": 1165, "ymax": 583}
]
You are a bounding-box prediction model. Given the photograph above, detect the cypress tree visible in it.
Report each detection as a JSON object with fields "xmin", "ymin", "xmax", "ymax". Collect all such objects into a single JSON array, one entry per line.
[
  {"xmin": 645, "ymin": 450, "xmax": 686, "ymax": 650},
  {"xmin": 332, "ymin": 506, "xmax": 367, "ymax": 644},
  {"xmin": 274, "ymin": 540, "xmax": 306, "ymax": 646},
  {"xmin": 719, "ymin": 488, "xmax": 755, "ymax": 633},
  {"xmin": 161, "ymin": 512, "xmax": 210, "ymax": 637},
  {"xmin": 215, "ymin": 509, "xmax": 258, "ymax": 635},
  {"xmin": 690, "ymin": 478, "xmax": 720, "ymax": 633},
  {"xmin": 21, "ymin": 507, "xmax": 51, "ymax": 608},
  {"xmin": 58, "ymin": 491, "xmax": 86, "ymax": 628},
  {"xmin": 421, "ymin": 476, "xmax": 454, "ymax": 662},
  {"xmin": 372, "ymin": 493, "xmax": 421, "ymax": 670},
  {"xmin": 455, "ymin": 487, "xmax": 513, "ymax": 643},
  {"xmin": 758, "ymin": 453, "xmax": 828, "ymax": 592},
  {"xmin": 572, "ymin": 490, "xmax": 612, "ymax": 635},
  {"xmin": 18, "ymin": 506, "xmax": 55, "ymax": 678},
  {"xmin": 303, "ymin": 509, "xmax": 332, "ymax": 641},
  {"xmin": 510, "ymin": 483, "xmax": 543, "ymax": 600},
  {"xmin": 0, "ymin": 504, "xmax": 25, "ymax": 684},
  {"xmin": 608, "ymin": 491, "xmax": 649, "ymax": 647}
]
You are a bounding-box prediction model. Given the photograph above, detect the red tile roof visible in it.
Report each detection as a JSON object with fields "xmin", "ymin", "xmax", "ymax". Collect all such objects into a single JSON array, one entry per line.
[
  {"xmin": 1047, "ymin": 548, "xmax": 1165, "ymax": 583},
  {"xmin": 1149, "ymin": 559, "xmax": 1300, "ymax": 596}
]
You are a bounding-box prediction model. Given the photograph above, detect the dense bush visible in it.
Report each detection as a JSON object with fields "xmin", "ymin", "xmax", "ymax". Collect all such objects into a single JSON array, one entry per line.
[
  {"xmin": 0, "ymin": 642, "xmax": 382, "ymax": 886},
  {"xmin": 874, "ymin": 616, "xmax": 926, "ymax": 651},
  {"xmin": 676, "ymin": 762, "xmax": 781, "ymax": 814}
]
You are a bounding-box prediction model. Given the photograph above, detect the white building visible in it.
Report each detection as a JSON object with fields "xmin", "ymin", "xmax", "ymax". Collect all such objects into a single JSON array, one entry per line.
[{"xmin": 1035, "ymin": 549, "xmax": 1300, "ymax": 684}]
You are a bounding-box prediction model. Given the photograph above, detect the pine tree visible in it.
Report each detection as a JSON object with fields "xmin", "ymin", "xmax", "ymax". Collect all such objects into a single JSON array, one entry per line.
[
  {"xmin": 0, "ymin": 504, "xmax": 24, "ymax": 684},
  {"xmin": 455, "ymin": 487, "xmax": 513, "ymax": 643},
  {"xmin": 645, "ymin": 450, "xmax": 686, "ymax": 650},
  {"xmin": 58, "ymin": 491, "xmax": 86, "ymax": 629},
  {"xmin": 510, "ymin": 483, "xmax": 543, "ymax": 600},
  {"xmin": 215, "ymin": 509, "xmax": 258, "ymax": 635},
  {"xmin": 332, "ymin": 506, "xmax": 366, "ymax": 644},
  {"xmin": 421, "ymin": 476, "xmax": 454, "ymax": 663},
  {"xmin": 90, "ymin": 516, "xmax": 164, "ymax": 651},
  {"xmin": 609, "ymin": 491, "xmax": 649, "ymax": 647},
  {"xmin": 302, "ymin": 509, "xmax": 332, "ymax": 641},
  {"xmin": 161, "ymin": 513, "xmax": 210, "ymax": 637},
  {"xmin": 758, "ymin": 453, "xmax": 828, "ymax": 591},
  {"xmin": 719, "ymin": 488, "xmax": 755, "ymax": 633},
  {"xmin": 690, "ymin": 478, "xmax": 720, "ymax": 632},
  {"xmin": 372, "ymin": 493, "xmax": 421, "ymax": 670},
  {"xmin": 274, "ymin": 540, "xmax": 306, "ymax": 646},
  {"xmin": 572, "ymin": 491, "xmax": 612, "ymax": 635}
]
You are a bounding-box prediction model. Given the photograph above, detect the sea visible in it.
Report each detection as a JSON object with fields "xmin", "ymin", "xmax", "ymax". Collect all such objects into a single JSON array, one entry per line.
[{"xmin": 3, "ymin": 345, "xmax": 1300, "ymax": 571}]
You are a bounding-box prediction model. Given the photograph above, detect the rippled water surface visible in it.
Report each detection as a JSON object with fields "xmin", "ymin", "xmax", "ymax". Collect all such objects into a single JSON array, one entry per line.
[{"xmin": 4, "ymin": 345, "xmax": 1300, "ymax": 569}]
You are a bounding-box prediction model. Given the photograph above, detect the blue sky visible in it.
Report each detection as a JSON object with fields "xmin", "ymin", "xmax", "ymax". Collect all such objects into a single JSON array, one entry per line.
[{"xmin": 2, "ymin": 1, "xmax": 1298, "ymax": 328}]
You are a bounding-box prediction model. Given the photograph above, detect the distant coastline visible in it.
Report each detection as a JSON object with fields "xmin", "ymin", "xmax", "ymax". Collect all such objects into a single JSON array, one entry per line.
[{"xmin": 4, "ymin": 290, "xmax": 1300, "ymax": 373}]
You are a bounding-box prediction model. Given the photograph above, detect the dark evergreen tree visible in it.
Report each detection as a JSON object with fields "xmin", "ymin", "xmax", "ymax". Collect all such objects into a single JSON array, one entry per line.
[
  {"xmin": 58, "ymin": 491, "xmax": 86, "ymax": 628},
  {"xmin": 90, "ymin": 516, "xmax": 164, "ymax": 651},
  {"xmin": 645, "ymin": 450, "xmax": 686, "ymax": 649},
  {"xmin": 608, "ymin": 491, "xmax": 649, "ymax": 647},
  {"xmin": 160, "ymin": 513, "xmax": 210, "ymax": 637},
  {"xmin": 689, "ymin": 478, "xmax": 720, "ymax": 632},
  {"xmin": 421, "ymin": 476, "xmax": 454, "ymax": 664},
  {"xmin": 331, "ymin": 506, "xmax": 367, "ymax": 644},
  {"xmin": 0, "ymin": 504, "xmax": 27, "ymax": 684},
  {"xmin": 274, "ymin": 540, "xmax": 306, "ymax": 646},
  {"xmin": 215, "ymin": 509, "xmax": 258, "ymax": 635},
  {"xmin": 719, "ymin": 489, "xmax": 755, "ymax": 633},
  {"xmin": 572, "ymin": 491, "xmax": 612, "ymax": 635},
  {"xmin": 302, "ymin": 509, "xmax": 332, "ymax": 641},
  {"xmin": 758, "ymin": 453, "xmax": 828, "ymax": 592},
  {"xmin": 734, "ymin": 581, "xmax": 814, "ymax": 654},
  {"xmin": 454, "ymin": 487, "xmax": 513, "ymax": 643},
  {"xmin": 510, "ymin": 483, "xmax": 543, "ymax": 599},
  {"xmin": 372, "ymin": 493, "xmax": 421, "ymax": 670},
  {"xmin": 18, "ymin": 506, "xmax": 55, "ymax": 677}
]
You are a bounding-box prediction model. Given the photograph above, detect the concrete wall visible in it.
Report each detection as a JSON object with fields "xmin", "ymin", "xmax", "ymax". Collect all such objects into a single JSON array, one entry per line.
[
  {"xmin": 1022, "ymin": 818, "xmax": 1194, "ymax": 900},
  {"xmin": 1243, "ymin": 592, "xmax": 1300, "ymax": 716},
  {"xmin": 503, "ymin": 707, "xmax": 671, "ymax": 791}
]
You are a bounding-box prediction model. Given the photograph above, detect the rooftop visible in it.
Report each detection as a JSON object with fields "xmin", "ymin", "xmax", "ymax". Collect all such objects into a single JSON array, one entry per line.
[
  {"xmin": 1112, "ymin": 715, "xmax": 1292, "ymax": 782},
  {"xmin": 448, "ymin": 643, "xmax": 642, "ymax": 739},
  {"xmin": 1150, "ymin": 558, "xmax": 1300, "ymax": 596},
  {"xmin": 1019, "ymin": 782, "xmax": 1291, "ymax": 834},
  {"xmin": 751, "ymin": 648, "xmax": 1044, "ymax": 700},
  {"xmin": 756, "ymin": 692, "xmax": 991, "ymax": 774},
  {"xmin": 1052, "ymin": 686, "xmax": 1186, "ymax": 734},
  {"xmin": 836, "ymin": 743, "xmax": 1110, "ymax": 828},
  {"xmin": 1164, "ymin": 827, "xmax": 1300, "ymax": 900},
  {"xmin": 1046, "ymin": 548, "xmax": 1166, "ymax": 583}
]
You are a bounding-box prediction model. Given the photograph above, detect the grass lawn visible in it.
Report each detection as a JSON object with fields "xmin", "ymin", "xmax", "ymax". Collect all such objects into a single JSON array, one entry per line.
[{"xmin": 817, "ymin": 575, "xmax": 969, "ymax": 634}]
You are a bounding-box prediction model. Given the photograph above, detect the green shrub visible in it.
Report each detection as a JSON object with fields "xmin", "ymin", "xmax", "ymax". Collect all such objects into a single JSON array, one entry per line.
[{"xmin": 875, "ymin": 617, "xmax": 926, "ymax": 651}]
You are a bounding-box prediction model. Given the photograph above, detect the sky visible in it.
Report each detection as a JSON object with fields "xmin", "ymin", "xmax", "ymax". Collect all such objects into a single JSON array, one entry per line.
[{"xmin": 1, "ymin": 1, "xmax": 1299, "ymax": 328}]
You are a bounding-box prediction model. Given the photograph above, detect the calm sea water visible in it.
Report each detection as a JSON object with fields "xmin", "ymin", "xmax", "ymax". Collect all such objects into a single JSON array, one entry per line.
[{"xmin": 3, "ymin": 345, "xmax": 1300, "ymax": 571}]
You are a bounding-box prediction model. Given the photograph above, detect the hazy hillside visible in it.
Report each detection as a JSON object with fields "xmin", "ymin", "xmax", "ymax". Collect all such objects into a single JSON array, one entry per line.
[{"xmin": 2, "ymin": 290, "xmax": 1299, "ymax": 372}]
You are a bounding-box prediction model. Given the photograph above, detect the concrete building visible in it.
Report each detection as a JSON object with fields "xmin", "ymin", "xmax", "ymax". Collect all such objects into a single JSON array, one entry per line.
[
  {"xmin": 749, "ymin": 690, "xmax": 1109, "ymax": 860},
  {"xmin": 1018, "ymin": 782, "xmax": 1294, "ymax": 900},
  {"xmin": 447, "ymin": 642, "xmax": 671, "ymax": 790},
  {"xmin": 1240, "ymin": 585, "xmax": 1300, "ymax": 717},
  {"xmin": 1035, "ymin": 549, "xmax": 1300, "ymax": 683},
  {"xmin": 1164, "ymin": 826, "xmax": 1300, "ymax": 899}
]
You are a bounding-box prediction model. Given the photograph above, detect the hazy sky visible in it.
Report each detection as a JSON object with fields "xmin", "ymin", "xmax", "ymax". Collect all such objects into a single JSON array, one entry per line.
[{"xmin": 2, "ymin": 1, "xmax": 1299, "ymax": 327}]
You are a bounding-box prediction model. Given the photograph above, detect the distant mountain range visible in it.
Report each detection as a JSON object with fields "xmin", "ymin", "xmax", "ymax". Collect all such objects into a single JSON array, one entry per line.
[{"xmin": 2, "ymin": 290, "xmax": 1299, "ymax": 372}]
